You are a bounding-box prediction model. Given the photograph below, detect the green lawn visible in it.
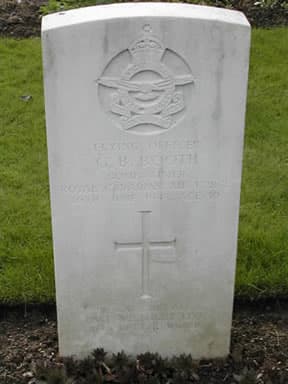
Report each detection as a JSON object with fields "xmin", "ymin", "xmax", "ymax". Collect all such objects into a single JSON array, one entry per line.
[
  {"xmin": 0, "ymin": 28, "xmax": 287, "ymax": 303},
  {"xmin": 0, "ymin": 39, "xmax": 54, "ymax": 303},
  {"xmin": 237, "ymin": 28, "xmax": 288, "ymax": 298}
]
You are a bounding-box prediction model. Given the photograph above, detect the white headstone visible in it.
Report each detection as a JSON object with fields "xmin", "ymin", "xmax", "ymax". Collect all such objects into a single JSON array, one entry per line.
[{"xmin": 42, "ymin": 3, "xmax": 250, "ymax": 359}]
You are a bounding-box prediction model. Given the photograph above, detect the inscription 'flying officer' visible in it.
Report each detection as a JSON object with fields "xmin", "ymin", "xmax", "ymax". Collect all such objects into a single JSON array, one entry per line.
[{"xmin": 97, "ymin": 24, "xmax": 194, "ymax": 132}]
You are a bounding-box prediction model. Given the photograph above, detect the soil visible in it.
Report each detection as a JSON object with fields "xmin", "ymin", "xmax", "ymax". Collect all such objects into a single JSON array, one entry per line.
[
  {"xmin": 1, "ymin": 306, "xmax": 288, "ymax": 384},
  {"xmin": 0, "ymin": 0, "xmax": 287, "ymax": 38},
  {"xmin": 0, "ymin": 0, "xmax": 47, "ymax": 38}
]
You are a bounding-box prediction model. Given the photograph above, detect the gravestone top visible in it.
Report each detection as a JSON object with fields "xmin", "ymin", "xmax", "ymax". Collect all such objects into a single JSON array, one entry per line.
[
  {"xmin": 42, "ymin": 3, "xmax": 249, "ymax": 32},
  {"xmin": 42, "ymin": 2, "xmax": 250, "ymax": 359}
]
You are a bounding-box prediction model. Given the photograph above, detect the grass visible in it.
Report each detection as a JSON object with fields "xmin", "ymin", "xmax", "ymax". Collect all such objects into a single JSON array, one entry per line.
[
  {"xmin": 0, "ymin": 39, "xmax": 54, "ymax": 303},
  {"xmin": 237, "ymin": 28, "xmax": 288, "ymax": 298},
  {"xmin": 0, "ymin": 28, "xmax": 287, "ymax": 303}
]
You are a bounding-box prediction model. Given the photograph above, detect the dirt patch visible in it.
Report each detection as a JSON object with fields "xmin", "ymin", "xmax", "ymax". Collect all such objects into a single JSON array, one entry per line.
[
  {"xmin": 0, "ymin": 310, "xmax": 58, "ymax": 384},
  {"xmin": 0, "ymin": 0, "xmax": 288, "ymax": 38},
  {"xmin": 0, "ymin": 0, "xmax": 46, "ymax": 38},
  {"xmin": 1, "ymin": 308, "xmax": 288, "ymax": 383},
  {"xmin": 231, "ymin": 0, "xmax": 288, "ymax": 27}
]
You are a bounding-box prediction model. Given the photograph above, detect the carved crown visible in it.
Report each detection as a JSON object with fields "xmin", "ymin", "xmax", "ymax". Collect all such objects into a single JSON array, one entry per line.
[{"xmin": 129, "ymin": 25, "xmax": 164, "ymax": 62}]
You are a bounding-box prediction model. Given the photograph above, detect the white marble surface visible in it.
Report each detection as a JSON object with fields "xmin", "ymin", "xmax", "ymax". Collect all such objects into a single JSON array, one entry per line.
[{"xmin": 42, "ymin": 3, "xmax": 250, "ymax": 358}]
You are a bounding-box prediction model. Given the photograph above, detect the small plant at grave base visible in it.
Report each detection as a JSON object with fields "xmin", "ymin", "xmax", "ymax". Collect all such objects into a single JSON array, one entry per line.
[
  {"xmin": 92, "ymin": 347, "xmax": 107, "ymax": 363},
  {"xmin": 137, "ymin": 352, "xmax": 160, "ymax": 371},
  {"xmin": 75, "ymin": 355, "xmax": 102, "ymax": 383},
  {"xmin": 35, "ymin": 365, "xmax": 70, "ymax": 384},
  {"xmin": 62, "ymin": 356, "xmax": 77, "ymax": 377},
  {"xmin": 35, "ymin": 351, "xmax": 197, "ymax": 383},
  {"xmin": 34, "ymin": 346, "xmax": 288, "ymax": 384},
  {"xmin": 169, "ymin": 354, "xmax": 194, "ymax": 383},
  {"xmin": 172, "ymin": 353, "xmax": 193, "ymax": 371},
  {"xmin": 111, "ymin": 351, "xmax": 130, "ymax": 370}
]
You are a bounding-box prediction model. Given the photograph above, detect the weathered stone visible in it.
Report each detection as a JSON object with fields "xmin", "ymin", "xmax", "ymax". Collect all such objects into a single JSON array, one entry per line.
[{"xmin": 42, "ymin": 3, "xmax": 250, "ymax": 358}]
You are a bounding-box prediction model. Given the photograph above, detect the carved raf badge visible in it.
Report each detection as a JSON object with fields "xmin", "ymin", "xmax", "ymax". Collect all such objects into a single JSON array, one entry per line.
[{"xmin": 97, "ymin": 25, "xmax": 194, "ymax": 135}]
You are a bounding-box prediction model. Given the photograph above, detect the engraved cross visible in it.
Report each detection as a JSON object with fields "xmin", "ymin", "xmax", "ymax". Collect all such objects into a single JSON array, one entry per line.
[{"xmin": 114, "ymin": 211, "xmax": 176, "ymax": 300}]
